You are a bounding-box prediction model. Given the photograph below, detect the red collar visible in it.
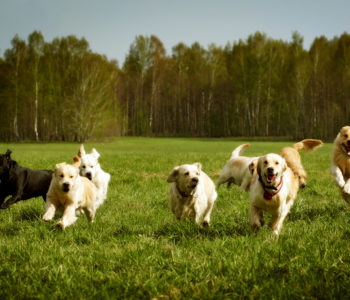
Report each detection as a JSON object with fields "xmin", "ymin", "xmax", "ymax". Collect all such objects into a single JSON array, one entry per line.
[{"xmin": 259, "ymin": 176, "xmax": 283, "ymax": 200}]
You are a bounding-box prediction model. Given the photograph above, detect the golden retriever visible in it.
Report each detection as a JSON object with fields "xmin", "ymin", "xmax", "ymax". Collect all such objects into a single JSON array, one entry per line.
[
  {"xmin": 167, "ymin": 163, "xmax": 217, "ymax": 226},
  {"xmin": 249, "ymin": 153, "xmax": 299, "ymax": 235},
  {"xmin": 331, "ymin": 126, "xmax": 350, "ymax": 203},
  {"xmin": 42, "ymin": 156, "xmax": 97, "ymax": 229},
  {"xmin": 280, "ymin": 139, "xmax": 323, "ymax": 188},
  {"xmin": 216, "ymin": 144, "xmax": 258, "ymax": 191}
]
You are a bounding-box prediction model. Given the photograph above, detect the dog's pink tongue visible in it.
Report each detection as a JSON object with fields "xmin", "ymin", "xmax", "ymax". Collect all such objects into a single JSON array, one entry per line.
[{"xmin": 268, "ymin": 175, "xmax": 276, "ymax": 182}]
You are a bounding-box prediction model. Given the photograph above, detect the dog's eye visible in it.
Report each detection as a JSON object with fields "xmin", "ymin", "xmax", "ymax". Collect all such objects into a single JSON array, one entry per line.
[
  {"xmin": 196, "ymin": 172, "xmax": 200, "ymax": 176},
  {"xmin": 70, "ymin": 175, "xmax": 74, "ymax": 179},
  {"xmin": 60, "ymin": 174, "xmax": 64, "ymax": 178},
  {"xmin": 345, "ymin": 134, "xmax": 348, "ymax": 138},
  {"xmin": 275, "ymin": 161, "xmax": 279, "ymax": 165},
  {"xmin": 90, "ymin": 165, "xmax": 94, "ymax": 168},
  {"xmin": 264, "ymin": 161, "xmax": 268, "ymax": 165},
  {"xmin": 184, "ymin": 172, "xmax": 189, "ymax": 176},
  {"xmin": 82, "ymin": 165, "xmax": 86, "ymax": 169}
]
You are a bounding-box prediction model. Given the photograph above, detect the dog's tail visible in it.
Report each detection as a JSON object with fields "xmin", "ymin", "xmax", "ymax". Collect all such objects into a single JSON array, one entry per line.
[
  {"xmin": 292, "ymin": 139, "xmax": 323, "ymax": 152},
  {"xmin": 230, "ymin": 144, "xmax": 250, "ymax": 159}
]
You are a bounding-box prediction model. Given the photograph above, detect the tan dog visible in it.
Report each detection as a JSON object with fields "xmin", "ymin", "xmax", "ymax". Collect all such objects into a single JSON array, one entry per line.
[
  {"xmin": 280, "ymin": 139, "xmax": 323, "ymax": 188},
  {"xmin": 331, "ymin": 126, "xmax": 350, "ymax": 203},
  {"xmin": 167, "ymin": 163, "xmax": 217, "ymax": 226},
  {"xmin": 42, "ymin": 156, "xmax": 97, "ymax": 229},
  {"xmin": 217, "ymin": 144, "xmax": 258, "ymax": 191},
  {"xmin": 249, "ymin": 153, "xmax": 299, "ymax": 235}
]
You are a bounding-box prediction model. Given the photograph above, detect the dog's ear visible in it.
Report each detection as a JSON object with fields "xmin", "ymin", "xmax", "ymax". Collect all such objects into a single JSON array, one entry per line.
[
  {"xmin": 167, "ymin": 167, "xmax": 179, "ymax": 183},
  {"xmin": 5, "ymin": 149, "xmax": 12, "ymax": 158},
  {"xmin": 249, "ymin": 160, "xmax": 257, "ymax": 175},
  {"xmin": 72, "ymin": 156, "xmax": 81, "ymax": 168},
  {"xmin": 194, "ymin": 162, "xmax": 202, "ymax": 173},
  {"xmin": 78, "ymin": 144, "xmax": 85, "ymax": 157},
  {"xmin": 54, "ymin": 162, "xmax": 65, "ymax": 174},
  {"xmin": 282, "ymin": 158, "xmax": 287, "ymax": 174},
  {"xmin": 257, "ymin": 159, "xmax": 262, "ymax": 178},
  {"xmin": 91, "ymin": 148, "xmax": 100, "ymax": 159}
]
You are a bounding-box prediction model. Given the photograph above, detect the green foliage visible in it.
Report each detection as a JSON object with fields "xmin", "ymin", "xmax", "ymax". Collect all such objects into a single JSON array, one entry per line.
[
  {"xmin": 1, "ymin": 31, "xmax": 350, "ymax": 141},
  {"xmin": 0, "ymin": 138, "xmax": 349, "ymax": 299}
]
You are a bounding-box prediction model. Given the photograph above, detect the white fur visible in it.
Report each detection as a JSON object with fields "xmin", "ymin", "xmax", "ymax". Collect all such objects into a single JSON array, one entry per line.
[
  {"xmin": 167, "ymin": 163, "xmax": 217, "ymax": 225},
  {"xmin": 217, "ymin": 144, "xmax": 258, "ymax": 191},
  {"xmin": 78, "ymin": 145, "xmax": 111, "ymax": 210},
  {"xmin": 249, "ymin": 153, "xmax": 299, "ymax": 235},
  {"xmin": 43, "ymin": 159, "xmax": 97, "ymax": 229}
]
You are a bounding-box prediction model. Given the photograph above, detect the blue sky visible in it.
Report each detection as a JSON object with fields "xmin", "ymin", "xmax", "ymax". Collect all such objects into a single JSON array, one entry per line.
[{"xmin": 1, "ymin": 0, "xmax": 349, "ymax": 66}]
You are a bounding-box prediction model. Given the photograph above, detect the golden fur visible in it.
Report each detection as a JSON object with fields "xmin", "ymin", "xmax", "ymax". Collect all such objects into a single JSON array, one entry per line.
[
  {"xmin": 217, "ymin": 144, "xmax": 258, "ymax": 191},
  {"xmin": 167, "ymin": 163, "xmax": 217, "ymax": 226},
  {"xmin": 331, "ymin": 126, "xmax": 350, "ymax": 203},
  {"xmin": 279, "ymin": 139, "xmax": 323, "ymax": 188},
  {"xmin": 42, "ymin": 156, "xmax": 97, "ymax": 229},
  {"xmin": 249, "ymin": 153, "xmax": 299, "ymax": 235}
]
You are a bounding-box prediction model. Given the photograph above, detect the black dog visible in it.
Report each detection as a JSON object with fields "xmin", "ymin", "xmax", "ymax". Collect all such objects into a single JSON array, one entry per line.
[{"xmin": 0, "ymin": 150, "xmax": 53, "ymax": 209}]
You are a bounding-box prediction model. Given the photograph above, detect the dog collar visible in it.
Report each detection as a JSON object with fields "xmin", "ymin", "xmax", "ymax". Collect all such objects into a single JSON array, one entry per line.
[
  {"xmin": 176, "ymin": 184, "xmax": 193, "ymax": 198},
  {"xmin": 259, "ymin": 176, "xmax": 283, "ymax": 200}
]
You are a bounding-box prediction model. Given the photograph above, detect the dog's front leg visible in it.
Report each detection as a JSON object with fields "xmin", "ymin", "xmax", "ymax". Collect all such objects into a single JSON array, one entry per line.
[
  {"xmin": 43, "ymin": 199, "xmax": 57, "ymax": 221},
  {"xmin": 343, "ymin": 179, "xmax": 350, "ymax": 194},
  {"xmin": 57, "ymin": 205, "xmax": 77, "ymax": 229},
  {"xmin": 249, "ymin": 205, "xmax": 264, "ymax": 231},
  {"xmin": 331, "ymin": 165, "xmax": 345, "ymax": 188}
]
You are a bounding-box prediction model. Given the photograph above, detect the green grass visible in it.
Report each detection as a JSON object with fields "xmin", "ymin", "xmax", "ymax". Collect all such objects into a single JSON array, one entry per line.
[{"xmin": 0, "ymin": 138, "xmax": 349, "ymax": 299}]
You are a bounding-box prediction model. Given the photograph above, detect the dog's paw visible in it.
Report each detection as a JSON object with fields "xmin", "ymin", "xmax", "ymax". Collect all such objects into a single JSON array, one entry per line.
[
  {"xmin": 343, "ymin": 182, "xmax": 350, "ymax": 194},
  {"xmin": 56, "ymin": 221, "xmax": 65, "ymax": 230},
  {"xmin": 202, "ymin": 220, "xmax": 210, "ymax": 227}
]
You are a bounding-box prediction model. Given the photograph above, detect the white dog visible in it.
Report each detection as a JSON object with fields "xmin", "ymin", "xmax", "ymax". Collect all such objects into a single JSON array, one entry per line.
[
  {"xmin": 167, "ymin": 163, "xmax": 217, "ymax": 226},
  {"xmin": 249, "ymin": 153, "xmax": 299, "ymax": 235},
  {"xmin": 42, "ymin": 156, "xmax": 97, "ymax": 229},
  {"xmin": 78, "ymin": 144, "xmax": 110, "ymax": 210},
  {"xmin": 331, "ymin": 126, "xmax": 350, "ymax": 203},
  {"xmin": 216, "ymin": 144, "xmax": 258, "ymax": 191}
]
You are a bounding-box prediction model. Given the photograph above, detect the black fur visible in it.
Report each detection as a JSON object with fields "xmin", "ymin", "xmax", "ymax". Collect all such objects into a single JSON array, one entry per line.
[{"xmin": 0, "ymin": 150, "xmax": 53, "ymax": 209}]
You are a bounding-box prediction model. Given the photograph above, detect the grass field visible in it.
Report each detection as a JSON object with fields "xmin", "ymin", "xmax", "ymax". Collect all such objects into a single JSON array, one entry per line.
[{"xmin": 0, "ymin": 138, "xmax": 349, "ymax": 299}]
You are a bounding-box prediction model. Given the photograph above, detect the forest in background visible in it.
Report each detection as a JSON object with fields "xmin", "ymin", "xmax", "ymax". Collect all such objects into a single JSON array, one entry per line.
[{"xmin": 0, "ymin": 31, "xmax": 349, "ymax": 142}]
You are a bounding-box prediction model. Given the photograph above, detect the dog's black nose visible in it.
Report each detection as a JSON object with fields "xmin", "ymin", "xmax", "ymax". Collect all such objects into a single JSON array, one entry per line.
[
  {"xmin": 86, "ymin": 172, "xmax": 92, "ymax": 180},
  {"xmin": 300, "ymin": 183, "xmax": 306, "ymax": 189},
  {"xmin": 347, "ymin": 140, "xmax": 350, "ymax": 146},
  {"xmin": 267, "ymin": 167, "xmax": 274, "ymax": 174},
  {"xmin": 192, "ymin": 177, "xmax": 199, "ymax": 183},
  {"xmin": 62, "ymin": 183, "xmax": 70, "ymax": 192}
]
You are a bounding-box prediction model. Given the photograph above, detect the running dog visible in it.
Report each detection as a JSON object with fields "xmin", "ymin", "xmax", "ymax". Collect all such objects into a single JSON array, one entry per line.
[
  {"xmin": 167, "ymin": 162, "xmax": 217, "ymax": 226},
  {"xmin": 331, "ymin": 126, "xmax": 350, "ymax": 203},
  {"xmin": 42, "ymin": 156, "xmax": 97, "ymax": 229},
  {"xmin": 280, "ymin": 139, "xmax": 323, "ymax": 188},
  {"xmin": 216, "ymin": 144, "xmax": 258, "ymax": 191},
  {"xmin": 249, "ymin": 153, "xmax": 299, "ymax": 235},
  {"xmin": 78, "ymin": 145, "xmax": 110, "ymax": 210},
  {"xmin": 0, "ymin": 150, "xmax": 52, "ymax": 209}
]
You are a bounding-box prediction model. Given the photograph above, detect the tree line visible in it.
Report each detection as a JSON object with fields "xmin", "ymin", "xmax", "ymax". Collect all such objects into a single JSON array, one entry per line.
[{"xmin": 0, "ymin": 31, "xmax": 349, "ymax": 142}]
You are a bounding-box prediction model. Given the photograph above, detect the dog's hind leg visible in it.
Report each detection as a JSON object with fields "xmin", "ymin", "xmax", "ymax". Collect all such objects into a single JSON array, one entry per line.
[{"xmin": 0, "ymin": 194, "xmax": 22, "ymax": 209}]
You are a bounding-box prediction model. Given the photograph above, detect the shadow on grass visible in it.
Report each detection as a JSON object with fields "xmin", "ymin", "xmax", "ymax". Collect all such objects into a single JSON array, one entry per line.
[
  {"xmin": 153, "ymin": 220, "xmax": 251, "ymax": 242},
  {"xmin": 15, "ymin": 206, "xmax": 43, "ymax": 222},
  {"xmin": 289, "ymin": 204, "xmax": 347, "ymax": 222}
]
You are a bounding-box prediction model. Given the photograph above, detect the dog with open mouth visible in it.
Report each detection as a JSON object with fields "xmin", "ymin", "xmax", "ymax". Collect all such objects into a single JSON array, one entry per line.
[
  {"xmin": 331, "ymin": 126, "xmax": 350, "ymax": 203},
  {"xmin": 78, "ymin": 145, "xmax": 110, "ymax": 210},
  {"xmin": 167, "ymin": 163, "xmax": 217, "ymax": 226},
  {"xmin": 42, "ymin": 156, "xmax": 97, "ymax": 229},
  {"xmin": 249, "ymin": 153, "xmax": 299, "ymax": 235}
]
